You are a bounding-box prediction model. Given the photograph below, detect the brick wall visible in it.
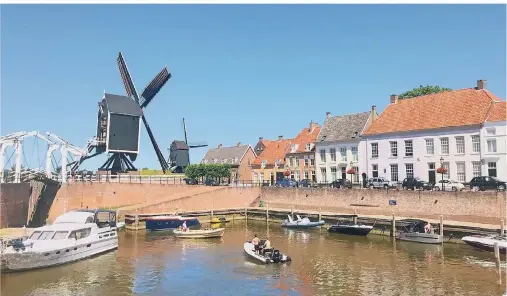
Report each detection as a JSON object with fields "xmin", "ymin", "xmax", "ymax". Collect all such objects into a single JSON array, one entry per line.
[{"xmin": 260, "ymin": 187, "xmax": 506, "ymax": 224}]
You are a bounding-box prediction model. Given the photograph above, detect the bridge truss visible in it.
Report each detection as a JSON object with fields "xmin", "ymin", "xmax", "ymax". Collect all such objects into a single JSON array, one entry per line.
[{"xmin": 0, "ymin": 131, "xmax": 87, "ymax": 184}]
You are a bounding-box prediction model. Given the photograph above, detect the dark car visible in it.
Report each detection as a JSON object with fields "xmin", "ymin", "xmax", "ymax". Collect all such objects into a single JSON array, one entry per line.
[
  {"xmin": 184, "ymin": 178, "xmax": 198, "ymax": 185},
  {"xmin": 298, "ymin": 179, "xmax": 318, "ymax": 188},
  {"xmin": 330, "ymin": 179, "xmax": 352, "ymax": 189},
  {"xmin": 205, "ymin": 178, "xmax": 218, "ymax": 186},
  {"xmin": 469, "ymin": 176, "xmax": 506, "ymax": 191},
  {"xmin": 402, "ymin": 177, "xmax": 432, "ymax": 190},
  {"xmin": 275, "ymin": 179, "xmax": 298, "ymax": 187}
]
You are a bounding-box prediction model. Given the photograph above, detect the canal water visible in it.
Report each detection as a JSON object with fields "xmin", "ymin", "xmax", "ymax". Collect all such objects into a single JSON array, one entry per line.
[{"xmin": 1, "ymin": 220, "xmax": 506, "ymax": 296}]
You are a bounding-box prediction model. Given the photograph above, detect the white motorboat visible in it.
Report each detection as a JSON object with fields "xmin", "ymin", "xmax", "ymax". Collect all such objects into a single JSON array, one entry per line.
[
  {"xmin": 281, "ymin": 215, "xmax": 325, "ymax": 228},
  {"xmin": 1, "ymin": 209, "xmax": 119, "ymax": 272},
  {"xmin": 243, "ymin": 241, "xmax": 291, "ymax": 264},
  {"xmin": 462, "ymin": 234, "xmax": 507, "ymax": 254},
  {"xmin": 397, "ymin": 219, "xmax": 443, "ymax": 244},
  {"xmin": 173, "ymin": 228, "xmax": 225, "ymax": 238}
]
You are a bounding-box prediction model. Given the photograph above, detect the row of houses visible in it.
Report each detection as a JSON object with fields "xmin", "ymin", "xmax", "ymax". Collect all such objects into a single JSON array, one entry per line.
[{"xmin": 201, "ymin": 80, "xmax": 506, "ymax": 184}]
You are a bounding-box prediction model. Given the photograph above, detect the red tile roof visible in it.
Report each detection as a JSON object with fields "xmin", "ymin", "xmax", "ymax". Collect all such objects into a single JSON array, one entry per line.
[
  {"xmin": 252, "ymin": 139, "xmax": 292, "ymax": 166},
  {"xmin": 288, "ymin": 125, "xmax": 321, "ymax": 153},
  {"xmin": 487, "ymin": 100, "xmax": 507, "ymax": 122},
  {"xmin": 364, "ymin": 88, "xmax": 502, "ymax": 135}
]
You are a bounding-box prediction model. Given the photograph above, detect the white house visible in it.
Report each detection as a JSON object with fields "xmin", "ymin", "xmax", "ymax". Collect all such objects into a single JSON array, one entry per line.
[
  {"xmin": 315, "ymin": 108, "xmax": 377, "ymax": 184},
  {"xmin": 360, "ymin": 80, "xmax": 506, "ymax": 184}
]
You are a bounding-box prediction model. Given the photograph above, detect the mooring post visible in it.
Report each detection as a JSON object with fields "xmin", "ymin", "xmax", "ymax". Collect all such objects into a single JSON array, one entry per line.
[
  {"xmin": 211, "ymin": 208, "xmax": 214, "ymax": 219},
  {"xmin": 391, "ymin": 213, "xmax": 396, "ymax": 238},
  {"xmin": 266, "ymin": 203, "xmax": 269, "ymax": 223},
  {"xmin": 495, "ymin": 242, "xmax": 501, "ymax": 280},
  {"xmin": 501, "ymin": 219, "xmax": 505, "ymax": 236},
  {"xmin": 318, "ymin": 207, "xmax": 322, "ymax": 222},
  {"xmin": 353, "ymin": 209, "xmax": 358, "ymax": 225},
  {"xmin": 245, "ymin": 204, "xmax": 248, "ymax": 221},
  {"xmin": 440, "ymin": 215, "xmax": 444, "ymax": 239}
]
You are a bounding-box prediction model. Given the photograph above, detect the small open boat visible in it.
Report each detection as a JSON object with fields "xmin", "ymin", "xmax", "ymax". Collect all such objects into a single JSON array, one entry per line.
[
  {"xmin": 396, "ymin": 219, "xmax": 443, "ymax": 244},
  {"xmin": 210, "ymin": 217, "xmax": 230, "ymax": 224},
  {"xmin": 462, "ymin": 234, "xmax": 507, "ymax": 254},
  {"xmin": 281, "ymin": 215, "xmax": 325, "ymax": 228},
  {"xmin": 173, "ymin": 228, "xmax": 225, "ymax": 239},
  {"xmin": 145, "ymin": 215, "xmax": 200, "ymax": 231},
  {"xmin": 327, "ymin": 215, "xmax": 374, "ymax": 236},
  {"xmin": 243, "ymin": 240, "xmax": 291, "ymax": 264}
]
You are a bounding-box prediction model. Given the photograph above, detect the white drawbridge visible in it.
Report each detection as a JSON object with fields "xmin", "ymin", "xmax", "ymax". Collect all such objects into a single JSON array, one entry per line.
[{"xmin": 0, "ymin": 131, "xmax": 88, "ymax": 184}]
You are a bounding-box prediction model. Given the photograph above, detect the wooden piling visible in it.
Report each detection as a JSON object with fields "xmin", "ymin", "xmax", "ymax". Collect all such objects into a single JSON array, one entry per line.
[
  {"xmin": 391, "ymin": 213, "xmax": 396, "ymax": 238},
  {"xmin": 353, "ymin": 210, "xmax": 358, "ymax": 225},
  {"xmin": 266, "ymin": 203, "xmax": 269, "ymax": 222},
  {"xmin": 495, "ymin": 242, "xmax": 502, "ymax": 284},
  {"xmin": 501, "ymin": 219, "xmax": 505, "ymax": 236},
  {"xmin": 318, "ymin": 207, "xmax": 322, "ymax": 222},
  {"xmin": 245, "ymin": 204, "xmax": 248, "ymax": 221},
  {"xmin": 440, "ymin": 215, "xmax": 444, "ymax": 238}
]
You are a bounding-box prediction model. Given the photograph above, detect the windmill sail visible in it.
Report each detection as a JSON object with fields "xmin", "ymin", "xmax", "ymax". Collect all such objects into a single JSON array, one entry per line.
[
  {"xmin": 117, "ymin": 52, "xmax": 140, "ymax": 103},
  {"xmin": 142, "ymin": 115, "xmax": 169, "ymax": 173},
  {"xmin": 140, "ymin": 67, "xmax": 171, "ymax": 108}
]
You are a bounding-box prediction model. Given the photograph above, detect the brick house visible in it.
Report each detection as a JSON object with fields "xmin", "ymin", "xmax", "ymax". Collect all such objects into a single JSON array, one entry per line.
[
  {"xmin": 251, "ymin": 136, "xmax": 292, "ymax": 185},
  {"xmin": 284, "ymin": 121, "xmax": 321, "ymax": 182},
  {"xmin": 201, "ymin": 143, "xmax": 257, "ymax": 183},
  {"xmin": 361, "ymin": 79, "xmax": 506, "ymax": 184}
]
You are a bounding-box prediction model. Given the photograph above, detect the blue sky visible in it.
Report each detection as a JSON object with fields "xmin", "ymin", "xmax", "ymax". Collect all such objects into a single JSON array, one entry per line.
[{"xmin": 1, "ymin": 5, "xmax": 506, "ymax": 171}]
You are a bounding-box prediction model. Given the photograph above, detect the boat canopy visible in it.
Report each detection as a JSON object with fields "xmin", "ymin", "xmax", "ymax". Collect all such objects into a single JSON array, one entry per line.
[
  {"xmin": 397, "ymin": 219, "xmax": 429, "ymax": 232},
  {"xmin": 53, "ymin": 212, "xmax": 95, "ymax": 224}
]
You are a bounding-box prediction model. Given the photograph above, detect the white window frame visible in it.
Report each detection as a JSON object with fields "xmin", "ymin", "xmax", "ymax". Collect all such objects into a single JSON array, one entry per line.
[
  {"xmin": 425, "ymin": 139, "xmax": 434, "ymax": 155},
  {"xmin": 390, "ymin": 141, "xmax": 398, "ymax": 157},
  {"xmin": 471, "ymin": 135, "xmax": 480, "ymax": 153},
  {"xmin": 319, "ymin": 149, "xmax": 326, "ymax": 162},
  {"xmin": 405, "ymin": 163, "xmax": 414, "ymax": 179},
  {"xmin": 472, "ymin": 161, "xmax": 481, "ymax": 178},
  {"xmin": 488, "ymin": 162, "xmax": 497, "ymax": 177},
  {"xmin": 404, "ymin": 140, "xmax": 413, "ymax": 157},
  {"xmin": 351, "ymin": 146, "xmax": 358, "ymax": 161},
  {"xmin": 306, "ymin": 143, "xmax": 311, "ymax": 151},
  {"xmin": 261, "ymin": 160, "xmax": 267, "ymax": 168},
  {"xmin": 456, "ymin": 162, "xmax": 466, "ymax": 182},
  {"xmin": 330, "ymin": 167, "xmax": 337, "ymax": 181},
  {"xmin": 372, "ymin": 164, "xmax": 378, "ymax": 178},
  {"xmin": 440, "ymin": 137, "xmax": 449, "ymax": 155},
  {"xmin": 442, "ymin": 162, "xmax": 450, "ymax": 179},
  {"xmin": 371, "ymin": 143, "xmax": 378, "ymax": 158},
  {"xmin": 390, "ymin": 164, "xmax": 398, "ymax": 182},
  {"xmin": 320, "ymin": 167, "xmax": 327, "ymax": 183},
  {"xmin": 487, "ymin": 139, "xmax": 497, "ymax": 153},
  {"xmin": 304, "ymin": 171, "xmax": 309, "ymax": 179},
  {"xmin": 455, "ymin": 136, "xmax": 465, "ymax": 154},
  {"xmin": 330, "ymin": 148, "xmax": 337, "ymax": 162},
  {"xmin": 340, "ymin": 147, "xmax": 347, "ymax": 162}
]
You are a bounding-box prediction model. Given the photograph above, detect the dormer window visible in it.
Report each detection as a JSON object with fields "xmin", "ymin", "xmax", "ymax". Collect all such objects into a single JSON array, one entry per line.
[
  {"xmin": 261, "ymin": 160, "xmax": 267, "ymax": 168},
  {"xmin": 291, "ymin": 144, "xmax": 298, "ymax": 153},
  {"xmin": 306, "ymin": 143, "xmax": 313, "ymax": 151}
]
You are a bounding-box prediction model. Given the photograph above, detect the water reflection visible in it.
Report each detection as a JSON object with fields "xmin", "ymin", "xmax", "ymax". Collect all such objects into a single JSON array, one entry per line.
[{"xmin": 1, "ymin": 220, "xmax": 505, "ymax": 296}]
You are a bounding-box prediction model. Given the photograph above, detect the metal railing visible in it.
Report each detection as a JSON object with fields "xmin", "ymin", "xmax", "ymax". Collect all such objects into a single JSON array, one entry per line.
[{"xmin": 65, "ymin": 174, "xmax": 186, "ymax": 184}]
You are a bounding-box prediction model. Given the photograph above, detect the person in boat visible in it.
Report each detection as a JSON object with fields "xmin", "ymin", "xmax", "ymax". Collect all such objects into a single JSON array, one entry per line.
[
  {"xmin": 252, "ymin": 234, "xmax": 260, "ymax": 253},
  {"xmin": 424, "ymin": 222, "xmax": 432, "ymax": 234},
  {"xmin": 260, "ymin": 237, "xmax": 272, "ymax": 255},
  {"xmin": 182, "ymin": 221, "xmax": 188, "ymax": 232}
]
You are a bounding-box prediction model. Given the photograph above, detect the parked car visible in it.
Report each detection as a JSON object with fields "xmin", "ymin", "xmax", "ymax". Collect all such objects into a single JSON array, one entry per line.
[
  {"xmin": 330, "ymin": 179, "xmax": 352, "ymax": 189},
  {"xmin": 434, "ymin": 180, "xmax": 465, "ymax": 191},
  {"xmin": 469, "ymin": 176, "xmax": 506, "ymax": 191},
  {"xmin": 368, "ymin": 177, "xmax": 397, "ymax": 189},
  {"xmin": 205, "ymin": 178, "xmax": 218, "ymax": 186},
  {"xmin": 276, "ymin": 179, "xmax": 298, "ymax": 187},
  {"xmin": 298, "ymin": 179, "xmax": 318, "ymax": 188},
  {"xmin": 402, "ymin": 177, "xmax": 433, "ymax": 190},
  {"xmin": 184, "ymin": 178, "xmax": 199, "ymax": 185}
]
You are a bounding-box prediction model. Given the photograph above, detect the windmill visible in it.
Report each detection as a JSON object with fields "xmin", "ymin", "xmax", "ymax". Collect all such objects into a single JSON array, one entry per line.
[
  {"xmin": 69, "ymin": 52, "xmax": 171, "ymax": 174},
  {"xmin": 168, "ymin": 118, "xmax": 208, "ymax": 173}
]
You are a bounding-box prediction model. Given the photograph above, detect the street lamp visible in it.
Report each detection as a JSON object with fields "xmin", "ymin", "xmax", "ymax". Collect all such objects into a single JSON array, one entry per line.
[{"xmin": 439, "ymin": 157, "xmax": 444, "ymax": 191}]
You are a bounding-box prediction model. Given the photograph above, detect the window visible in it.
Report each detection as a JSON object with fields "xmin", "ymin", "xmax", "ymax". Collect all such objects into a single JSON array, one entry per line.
[
  {"xmin": 39, "ymin": 231, "xmax": 54, "ymax": 240},
  {"xmin": 253, "ymin": 172, "xmax": 258, "ymax": 182},
  {"xmin": 340, "ymin": 147, "xmax": 347, "ymax": 162},
  {"xmin": 440, "ymin": 137, "xmax": 449, "ymax": 155},
  {"xmin": 295, "ymin": 171, "xmax": 300, "ymax": 181},
  {"xmin": 53, "ymin": 231, "xmax": 70, "ymax": 240},
  {"xmin": 331, "ymin": 167, "xmax": 337, "ymax": 181},
  {"xmin": 487, "ymin": 139, "xmax": 497, "ymax": 153},
  {"xmin": 390, "ymin": 164, "xmax": 399, "ymax": 182},
  {"xmin": 455, "ymin": 136, "xmax": 465, "ymax": 154},
  {"xmin": 291, "ymin": 144, "xmax": 298, "ymax": 152},
  {"xmin": 311, "ymin": 170, "xmax": 316, "ymax": 181},
  {"xmin": 310, "ymin": 156, "xmax": 315, "ymax": 166},
  {"xmin": 472, "ymin": 162, "xmax": 481, "ymax": 178},
  {"xmin": 488, "ymin": 162, "xmax": 497, "ymax": 177},
  {"xmin": 320, "ymin": 149, "xmax": 326, "ymax": 162},
  {"xmin": 390, "ymin": 141, "xmax": 398, "ymax": 157},
  {"xmin": 353, "ymin": 166, "xmax": 359, "ymax": 183},
  {"xmin": 351, "ymin": 146, "xmax": 358, "ymax": 161},
  {"xmin": 304, "ymin": 171, "xmax": 309, "ymax": 179},
  {"xmin": 442, "ymin": 162, "xmax": 450, "ymax": 179},
  {"xmin": 320, "ymin": 167, "xmax": 327, "ymax": 183},
  {"xmin": 472, "ymin": 135, "xmax": 480, "ymax": 153},
  {"xmin": 290, "ymin": 171, "xmax": 294, "ymax": 180},
  {"xmin": 69, "ymin": 228, "xmax": 91, "ymax": 240},
  {"xmin": 29, "ymin": 231, "xmax": 42, "ymax": 240},
  {"xmin": 306, "ymin": 143, "xmax": 312, "ymax": 151},
  {"xmin": 405, "ymin": 140, "xmax": 413, "ymax": 157},
  {"xmin": 261, "ymin": 160, "xmax": 267, "ymax": 168},
  {"xmin": 425, "ymin": 139, "xmax": 434, "ymax": 155},
  {"xmin": 295, "ymin": 157, "xmax": 299, "ymax": 167},
  {"xmin": 372, "ymin": 164, "xmax": 378, "ymax": 178},
  {"xmin": 304, "ymin": 158, "xmax": 309, "ymax": 167},
  {"xmin": 456, "ymin": 162, "xmax": 466, "ymax": 182},
  {"xmin": 405, "ymin": 163, "xmax": 414, "ymax": 179},
  {"xmin": 487, "ymin": 128, "xmax": 496, "ymax": 136},
  {"xmin": 330, "ymin": 148, "xmax": 337, "ymax": 162},
  {"xmin": 371, "ymin": 143, "xmax": 378, "ymax": 158}
]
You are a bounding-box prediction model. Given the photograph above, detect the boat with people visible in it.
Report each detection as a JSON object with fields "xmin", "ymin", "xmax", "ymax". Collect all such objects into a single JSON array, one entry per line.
[
  {"xmin": 281, "ymin": 214, "xmax": 325, "ymax": 228},
  {"xmin": 243, "ymin": 239, "xmax": 291, "ymax": 264},
  {"xmin": 210, "ymin": 217, "xmax": 230, "ymax": 224},
  {"xmin": 144, "ymin": 215, "xmax": 200, "ymax": 231},
  {"xmin": 327, "ymin": 215, "xmax": 375, "ymax": 236},
  {"xmin": 0, "ymin": 209, "xmax": 119, "ymax": 272},
  {"xmin": 173, "ymin": 228, "xmax": 225, "ymax": 239},
  {"xmin": 396, "ymin": 219, "xmax": 443, "ymax": 244},
  {"xmin": 462, "ymin": 234, "xmax": 507, "ymax": 254}
]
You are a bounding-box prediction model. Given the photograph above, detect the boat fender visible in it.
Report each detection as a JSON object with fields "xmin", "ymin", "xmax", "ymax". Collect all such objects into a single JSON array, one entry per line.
[{"xmin": 286, "ymin": 256, "xmax": 292, "ymax": 262}]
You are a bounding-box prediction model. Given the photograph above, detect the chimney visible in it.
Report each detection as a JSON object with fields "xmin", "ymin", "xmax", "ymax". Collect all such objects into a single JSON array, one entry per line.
[
  {"xmin": 326, "ymin": 112, "xmax": 331, "ymax": 118},
  {"xmin": 278, "ymin": 135, "xmax": 283, "ymax": 141},
  {"xmin": 218, "ymin": 144, "xmax": 222, "ymax": 149},
  {"xmin": 259, "ymin": 137, "xmax": 263, "ymax": 141},
  {"xmin": 477, "ymin": 79, "xmax": 486, "ymax": 90},
  {"xmin": 236, "ymin": 142, "xmax": 241, "ymax": 147},
  {"xmin": 309, "ymin": 121, "xmax": 319, "ymax": 132},
  {"xmin": 390, "ymin": 94, "xmax": 398, "ymax": 104},
  {"xmin": 371, "ymin": 105, "xmax": 378, "ymax": 122}
]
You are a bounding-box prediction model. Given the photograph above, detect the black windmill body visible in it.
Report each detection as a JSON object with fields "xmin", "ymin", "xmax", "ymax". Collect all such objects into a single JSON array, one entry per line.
[
  {"xmin": 168, "ymin": 118, "xmax": 207, "ymax": 173},
  {"xmin": 70, "ymin": 52, "xmax": 171, "ymax": 175}
]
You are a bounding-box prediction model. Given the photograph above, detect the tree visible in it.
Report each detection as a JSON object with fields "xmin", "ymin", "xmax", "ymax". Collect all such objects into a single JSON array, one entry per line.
[
  {"xmin": 184, "ymin": 163, "xmax": 232, "ymax": 184},
  {"xmin": 398, "ymin": 85, "xmax": 452, "ymax": 99}
]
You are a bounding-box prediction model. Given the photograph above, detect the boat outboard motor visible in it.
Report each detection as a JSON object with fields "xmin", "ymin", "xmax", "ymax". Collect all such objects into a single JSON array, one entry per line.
[{"xmin": 271, "ymin": 250, "xmax": 281, "ymax": 263}]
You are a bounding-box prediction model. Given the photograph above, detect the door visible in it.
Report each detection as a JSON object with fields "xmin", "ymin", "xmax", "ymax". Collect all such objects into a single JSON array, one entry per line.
[
  {"xmin": 428, "ymin": 163, "xmax": 436, "ymax": 185},
  {"xmin": 341, "ymin": 166, "xmax": 346, "ymax": 180},
  {"xmin": 270, "ymin": 173, "xmax": 274, "ymax": 185}
]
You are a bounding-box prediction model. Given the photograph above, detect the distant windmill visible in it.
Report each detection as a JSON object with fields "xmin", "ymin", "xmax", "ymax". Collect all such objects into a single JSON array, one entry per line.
[{"xmin": 168, "ymin": 118, "xmax": 208, "ymax": 173}]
